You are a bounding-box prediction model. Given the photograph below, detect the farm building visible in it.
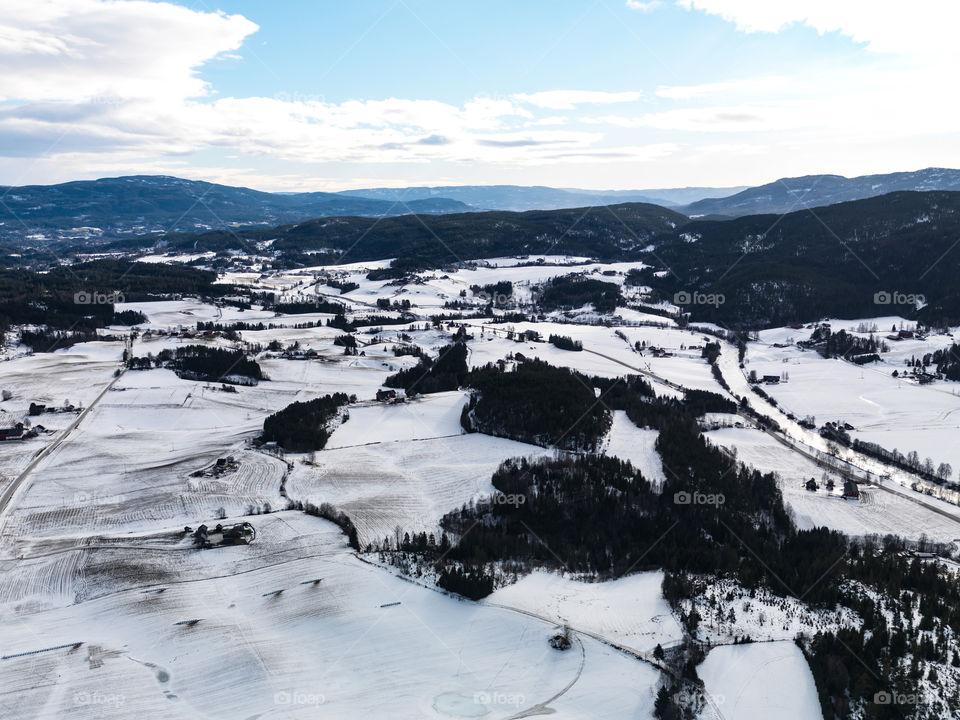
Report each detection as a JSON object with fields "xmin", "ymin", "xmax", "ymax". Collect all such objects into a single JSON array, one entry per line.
[
  {"xmin": 842, "ymin": 479, "xmax": 860, "ymax": 499},
  {"xmin": 0, "ymin": 423, "xmax": 24, "ymax": 441}
]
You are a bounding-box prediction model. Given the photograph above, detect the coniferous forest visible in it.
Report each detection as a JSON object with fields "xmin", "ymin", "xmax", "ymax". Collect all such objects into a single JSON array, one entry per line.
[{"xmin": 260, "ymin": 393, "xmax": 352, "ymax": 451}]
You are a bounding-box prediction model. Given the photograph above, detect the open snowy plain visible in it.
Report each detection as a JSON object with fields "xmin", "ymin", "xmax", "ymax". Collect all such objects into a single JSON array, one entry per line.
[{"xmin": 2, "ymin": 255, "xmax": 959, "ymax": 719}]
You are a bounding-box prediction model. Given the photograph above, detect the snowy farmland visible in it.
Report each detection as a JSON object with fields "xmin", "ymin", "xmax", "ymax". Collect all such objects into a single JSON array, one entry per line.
[
  {"xmin": 6, "ymin": 255, "xmax": 960, "ymax": 719},
  {"xmin": 2, "ymin": 513, "xmax": 661, "ymax": 720},
  {"xmin": 698, "ymin": 642, "xmax": 822, "ymax": 720}
]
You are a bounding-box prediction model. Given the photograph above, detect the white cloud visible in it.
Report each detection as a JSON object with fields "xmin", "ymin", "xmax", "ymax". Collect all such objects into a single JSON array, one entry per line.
[
  {"xmin": 655, "ymin": 76, "xmax": 788, "ymax": 100},
  {"xmin": 0, "ymin": 1, "xmax": 664, "ymax": 172},
  {"xmin": 1, "ymin": 0, "xmax": 957, "ymax": 191},
  {"xmin": 0, "ymin": 0, "xmax": 258, "ymax": 103},
  {"xmin": 513, "ymin": 90, "xmax": 643, "ymax": 110},
  {"xmin": 625, "ymin": 1, "xmax": 663, "ymax": 12},
  {"xmin": 674, "ymin": 1, "xmax": 960, "ymax": 57},
  {"xmin": 588, "ymin": 104, "xmax": 805, "ymax": 133}
]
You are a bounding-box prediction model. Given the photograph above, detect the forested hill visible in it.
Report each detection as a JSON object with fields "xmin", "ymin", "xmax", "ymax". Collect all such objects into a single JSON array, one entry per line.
[
  {"xmin": 679, "ymin": 167, "xmax": 960, "ymax": 217},
  {"xmin": 25, "ymin": 187, "xmax": 960, "ymax": 328},
  {"xmin": 134, "ymin": 202, "xmax": 689, "ymax": 264},
  {"xmin": 638, "ymin": 190, "xmax": 960, "ymax": 327},
  {"xmin": 0, "ymin": 175, "xmax": 470, "ymax": 243}
]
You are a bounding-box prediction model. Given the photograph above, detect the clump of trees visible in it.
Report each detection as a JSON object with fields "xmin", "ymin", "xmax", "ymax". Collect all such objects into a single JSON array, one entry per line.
[
  {"xmin": 112, "ymin": 309, "xmax": 147, "ymax": 325},
  {"xmin": 126, "ymin": 344, "xmax": 262, "ymax": 384},
  {"xmin": 538, "ymin": 275, "xmax": 622, "ymax": 314},
  {"xmin": 20, "ymin": 328, "xmax": 103, "ymax": 352},
  {"xmin": 385, "ymin": 342, "xmax": 469, "ymax": 394},
  {"xmin": 548, "ymin": 334, "xmax": 582, "ymax": 351},
  {"xmin": 683, "ymin": 389, "xmax": 738, "ymax": 416},
  {"xmin": 462, "ymin": 359, "xmax": 611, "ymax": 451},
  {"xmin": 852, "ymin": 438, "xmax": 955, "ymax": 486},
  {"xmin": 930, "ymin": 343, "xmax": 960, "ymax": 380},
  {"xmin": 805, "ymin": 328, "xmax": 886, "ymax": 363},
  {"xmin": 470, "ymin": 281, "xmax": 513, "ymax": 305},
  {"xmin": 173, "ymin": 345, "xmax": 262, "ymax": 383},
  {"xmin": 260, "ymin": 393, "xmax": 351, "ymax": 451},
  {"xmin": 273, "ymin": 297, "xmax": 344, "ymax": 314}
]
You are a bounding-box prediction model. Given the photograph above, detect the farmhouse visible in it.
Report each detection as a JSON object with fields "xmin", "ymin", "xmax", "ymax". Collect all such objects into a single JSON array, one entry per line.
[{"xmin": 0, "ymin": 423, "xmax": 24, "ymax": 441}]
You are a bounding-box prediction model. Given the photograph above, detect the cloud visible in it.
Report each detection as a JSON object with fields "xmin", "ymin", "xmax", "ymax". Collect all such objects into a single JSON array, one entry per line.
[
  {"xmin": 588, "ymin": 104, "xmax": 799, "ymax": 132},
  {"xmin": 2, "ymin": 0, "xmax": 955, "ymax": 191},
  {"xmin": 655, "ymin": 75, "xmax": 788, "ymax": 100},
  {"xmin": 513, "ymin": 90, "xmax": 643, "ymax": 110},
  {"xmin": 0, "ymin": 1, "xmax": 659, "ymax": 171},
  {"xmin": 625, "ymin": 0, "xmax": 663, "ymax": 11},
  {"xmin": 674, "ymin": 1, "xmax": 960, "ymax": 57},
  {"xmin": 0, "ymin": 0, "xmax": 258, "ymax": 103}
]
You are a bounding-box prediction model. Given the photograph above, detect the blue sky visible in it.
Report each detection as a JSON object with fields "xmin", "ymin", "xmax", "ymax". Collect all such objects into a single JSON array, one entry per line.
[{"xmin": 1, "ymin": 0, "xmax": 957, "ymax": 191}]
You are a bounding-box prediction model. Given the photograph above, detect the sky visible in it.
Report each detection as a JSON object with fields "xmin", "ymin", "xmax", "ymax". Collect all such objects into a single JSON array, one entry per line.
[{"xmin": 0, "ymin": 0, "xmax": 958, "ymax": 192}]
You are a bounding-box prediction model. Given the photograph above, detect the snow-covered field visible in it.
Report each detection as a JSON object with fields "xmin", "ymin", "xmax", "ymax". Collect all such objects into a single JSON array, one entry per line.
[
  {"xmin": 2, "ymin": 513, "xmax": 660, "ymax": 720},
  {"xmin": 746, "ymin": 319, "xmax": 960, "ymax": 478},
  {"xmin": 287, "ymin": 433, "xmax": 550, "ymax": 545},
  {"xmin": 706, "ymin": 426, "xmax": 960, "ymax": 542},
  {"xmin": 11, "ymin": 255, "xmax": 960, "ymax": 719},
  {"xmin": 698, "ymin": 642, "xmax": 822, "ymax": 720},
  {"xmin": 602, "ymin": 411, "xmax": 666, "ymax": 488},
  {"xmin": 487, "ymin": 570, "xmax": 684, "ymax": 653}
]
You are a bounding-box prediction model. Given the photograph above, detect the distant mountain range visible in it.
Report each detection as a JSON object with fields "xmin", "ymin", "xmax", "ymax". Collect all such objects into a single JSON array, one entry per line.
[
  {"xmin": 335, "ymin": 184, "xmax": 747, "ymax": 212},
  {"xmin": 679, "ymin": 168, "xmax": 960, "ymax": 217},
  {"xmin": 3, "ymin": 168, "xmax": 960, "ymax": 247},
  {"xmin": 0, "ymin": 176, "xmax": 471, "ymax": 243}
]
